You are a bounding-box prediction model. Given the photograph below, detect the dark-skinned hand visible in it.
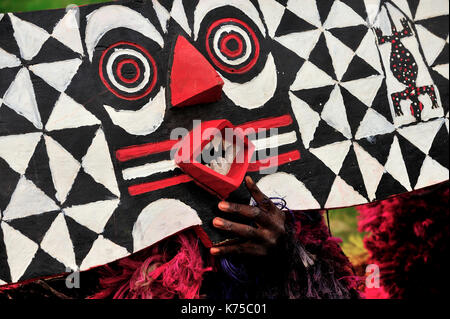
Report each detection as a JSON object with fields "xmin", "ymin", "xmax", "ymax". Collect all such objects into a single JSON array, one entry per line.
[{"xmin": 210, "ymin": 176, "xmax": 287, "ymax": 256}]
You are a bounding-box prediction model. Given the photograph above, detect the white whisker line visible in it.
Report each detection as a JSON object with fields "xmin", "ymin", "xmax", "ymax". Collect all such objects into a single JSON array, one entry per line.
[
  {"xmin": 122, "ymin": 131, "xmax": 298, "ymax": 180},
  {"xmin": 122, "ymin": 160, "xmax": 177, "ymax": 180},
  {"xmin": 251, "ymin": 131, "xmax": 297, "ymax": 151}
]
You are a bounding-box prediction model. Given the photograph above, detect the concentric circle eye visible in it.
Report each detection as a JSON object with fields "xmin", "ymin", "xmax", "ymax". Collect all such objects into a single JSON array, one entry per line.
[
  {"xmin": 99, "ymin": 42, "xmax": 158, "ymax": 100},
  {"xmin": 205, "ymin": 18, "xmax": 260, "ymax": 74}
]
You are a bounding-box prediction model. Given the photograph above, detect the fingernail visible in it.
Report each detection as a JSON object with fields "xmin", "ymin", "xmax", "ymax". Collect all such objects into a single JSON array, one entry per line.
[
  {"xmin": 210, "ymin": 248, "xmax": 220, "ymax": 255},
  {"xmin": 218, "ymin": 202, "xmax": 229, "ymax": 210},
  {"xmin": 213, "ymin": 218, "xmax": 224, "ymax": 227},
  {"xmin": 246, "ymin": 176, "xmax": 253, "ymax": 184}
]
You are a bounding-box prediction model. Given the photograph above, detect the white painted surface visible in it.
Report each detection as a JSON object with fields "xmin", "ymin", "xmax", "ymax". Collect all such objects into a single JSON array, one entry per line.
[
  {"xmin": 152, "ymin": 0, "xmax": 170, "ymax": 33},
  {"xmin": 45, "ymin": 93, "xmax": 100, "ymax": 131},
  {"xmin": 325, "ymin": 176, "xmax": 367, "ymax": 208},
  {"xmin": 355, "ymin": 108, "xmax": 395, "ymax": 139},
  {"xmin": 193, "ymin": 0, "xmax": 266, "ymax": 40},
  {"xmin": 29, "ymin": 59, "xmax": 82, "ymax": 92},
  {"xmin": 2, "ymin": 176, "xmax": 59, "ymax": 221},
  {"xmin": 252, "ymin": 131, "xmax": 297, "ymax": 151},
  {"xmin": 254, "ymin": 172, "xmax": 321, "ymax": 210},
  {"xmin": 104, "ymin": 87, "xmax": 166, "ymax": 136},
  {"xmin": 353, "ymin": 142, "xmax": 385, "ymax": 201},
  {"xmin": 324, "ymin": 0, "xmax": 366, "ymax": 29},
  {"xmin": 80, "ymin": 235, "xmax": 129, "ymax": 271},
  {"xmin": 0, "ymin": 133, "xmax": 42, "ymax": 175},
  {"xmin": 275, "ymin": 29, "xmax": 321, "ymax": 60},
  {"xmin": 286, "ymin": 0, "xmax": 321, "ymax": 28},
  {"xmin": 384, "ymin": 136, "xmax": 412, "ymax": 191},
  {"xmin": 289, "ymin": 91, "xmax": 320, "ymax": 149},
  {"xmin": 0, "ymin": 48, "xmax": 21, "ymax": 69},
  {"xmin": 85, "ymin": 5, "xmax": 163, "ymax": 61},
  {"xmin": 340, "ymin": 75, "xmax": 384, "ymax": 107},
  {"xmin": 1, "ymin": 222, "xmax": 39, "ymax": 283},
  {"xmin": 415, "ymin": 156, "xmax": 449, "ymax": 189},
  {"xmin": 398, "ymin": 118, "xmax": 444, "ymax": 154},
  {"xmin": 132, "ymin": 199, "xmax": 202, "ymax": 253},
  {"xmin": 122, "ymin": 160, "xmax": 177, "ymax": 180},
  {"xmin": 52, "ymin": 9, "xmax": 84, "ymax": 55},
  {"xmin": 414, "ymin": 0, "xmax": 449, "ymax": 20},
  {"xmin": 82, "ymin": 128, "xmax": 120, "ymax": 197},
  {"xmin": 324, "ymin": 31, "xmax": 355, "ymax": 81},
  {"xmin": 171, "ymin": 0, "xmax": 191, "ymax": 36},
  {"xmin": 257, "ymin": 0, "xmax": 284, "ymax": 38},
  {"xmin": 222, "ymin": 54, "xmax": 277, "ymax": 109},
  {"xmin": 8, "ymin": 14, "xmax": 49, "ymax": 60},
  {"xmin": 40, "ymin": 214, "xmax": 77, "ymax": 271},
  {"xmin": 64, "ymin": 199, "xmax": 119, "ymax": 234},
  {"xmin": 321, "ymin": 85, "xmax": 352, "ymax": 139},
  {"xmin": 2, "ymin": 67, "xmax": 42, "ymax": 130},
  {"xmin": 291, "ymin": 60, "xmax": 335, "ymax": 91},
  {"xmin": 45, "ymin": 135, "xmax": 81, "ymax": 204},
  {"xmin": 310, "ymin": 140, "xmax": 352, "ymax": 175}
]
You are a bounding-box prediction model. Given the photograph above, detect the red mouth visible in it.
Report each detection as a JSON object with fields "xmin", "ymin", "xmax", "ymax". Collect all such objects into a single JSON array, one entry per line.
[
  {"xmin": 174, "ymin": 119, "xmax": 255, "ymax": 199},
  {"xmin": 116, "ymin": 114, "xmax": 300, "ymax": 197}
]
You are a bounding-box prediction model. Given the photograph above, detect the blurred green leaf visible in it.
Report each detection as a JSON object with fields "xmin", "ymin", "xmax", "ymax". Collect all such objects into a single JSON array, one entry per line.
[{"xmin": 0, "ymin": 0, "xmax": 112, "ymax": 13}]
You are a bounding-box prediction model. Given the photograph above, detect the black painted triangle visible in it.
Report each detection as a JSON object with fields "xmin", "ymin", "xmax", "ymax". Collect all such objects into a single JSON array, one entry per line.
[
  {"xmin": 7, "ymin": 211, "xmax": 59, "ymax": 245},
  {"xmin": 48, "ymin": 125, "xmax": 99, "ymax": 162},
  {"xmin": 272, "ymin": 40, "xmax": 305, "ymax": 90},
  {"xmin": 396, "ymin": 133, "xmax": 426, "ymax": 188},
  {"xmin": 340, "ymin": 0, "xmax": 368, "ymax": 20},
  {"xmin": 340, "ymin": 86, "xmax": 369, "ymax": 136},
  {"xmin": 24, "ymin": 136, "xmax": 58, "ymax": 202},
  {"xmin": 275, "ymin": 8, "xmax": 317, "ymax": 37},
  {"xmin": 329, "ymin": 25, "xmax": 368, "ymax": 51},
  {"xmin": 0, "ymin": 105, "xmax": 39, "ymax": 137},
  {"xmin": 371, "ymin": 80, "xmax": 394, "ymax": 124},
  {"xmin": 20, "ymin": 248, "xmax": 67, "ymax": 283},
  {"xmin": 29, "ymin": 37, "xmax": 79, "ymax": 66},
  {"xmin": 158, "ymin": 0, "xmax": 174, "ymax": 12},
  {"xmin": 433, "ymin": 43, "xmax": 448, "ymax": 66},
  {"xmin": 357, "ymin": 133, "xmax": 395, "ymax": 166},
  {"xmin": 296, "ymin": 148, "xmax": 336, "ymax": 207},
  {"xmin": 429, "ymin": 68, "xmax": 449, "ymax": 115},
  {"xmin": 0, "ymin": 224, "xmax": 12, "ymax": 284},
  {"xmin": 310, "ymin": 120, "xmax": 347, "ymax": 149},
  {"xmin": 64, "ymin": 169, "xmax": 116, "ymax": 207},
  {"xmin": 428, "ymin": 125, "xmax": 449, "ymax": 169},
  {"xmin": 416, "ymin": 16, "xmax": 449, "ymax": 40},
  {"xmin": 341, "ymin": 55, "xmax": 380, "ymax": 82},
  {"xmin": 182, "ymin": 0, "xmax": 200, "ymax": 32},
  {"xmin": 338, "ymin": 145, "xmax": 369, "ymax": 200},
  {"xmin": 0, "ymin": 158, "xmax": 20, "ymax": 211},
  {"xmin": 309, "ymin": 33, "xmax": 337, "ymax": 80},
  {"xmin": 0, "ymin": 15, "xmax": 21, "ymax": 60},
  {"xmin": 65, "ymin": 216, "xmax": 98, "ymax": 266},
  {"xmin": 275, "ymin": 0, "xmax": 289, "ymax": 6},
  {"xmin": 15, "ymin": 10, "xmax": 64, "ymax": 34},
  {"xmin": 291, "ymin": 85, "xmax": 334, "ymax": 114},
  {"xmin": 375, "ymin": 172, "xmax": 407, "ymax": 201},
  {"xmin": 0, "ymin": 66, "xmax": 20, "ymax": 98},
  {"xmin": 29, "ymin": 73, "xmax": 61, "ymax": 126},
  {"xmin": 407, "ymin": 0, "xmax": 421, "ymax": 19},
  {"xmin": 316, "ymin": 0, "xmax": 335, "ymax": 24}
]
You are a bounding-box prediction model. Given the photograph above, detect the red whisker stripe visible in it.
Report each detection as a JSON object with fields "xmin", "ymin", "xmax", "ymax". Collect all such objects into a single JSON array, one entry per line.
[
  {"xmin": 116, "ymin": 139, "xmax": 179, "ymax": 162},
  {"xmin": 247, "ymin": 150, "xmax": 301, "ymax": 172},
  {"xmin": 128, "ymin": 174, "xmax": 193, "ymax": 196},
  {"xmin": 116, "ymin": 114, "xmax": 293, "ymax": 162},
  {"xmin": 128, "ymin": 150, "xmax": 300, "ymax": 196},
  {"xmin": 237, "ymin": 114, "xmax": 293, "ymax": 132}
]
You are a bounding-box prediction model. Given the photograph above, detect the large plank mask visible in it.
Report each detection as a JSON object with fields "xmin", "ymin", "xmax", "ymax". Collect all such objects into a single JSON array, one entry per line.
[{"xmin": 0, "ymin": 0, "xmax": 448, "ymax": 285}]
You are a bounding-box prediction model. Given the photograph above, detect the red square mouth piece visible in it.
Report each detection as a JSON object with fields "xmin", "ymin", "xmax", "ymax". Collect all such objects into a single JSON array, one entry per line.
[{"xmin": 174, "ymin": 119, "xmax": 255, "ymax": 199}]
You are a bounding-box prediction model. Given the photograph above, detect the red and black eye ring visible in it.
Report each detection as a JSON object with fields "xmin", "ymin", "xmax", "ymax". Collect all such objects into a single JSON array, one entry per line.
[{"xmin": 99, "ymin": 41, "xmax": 158, "ymax": 101}]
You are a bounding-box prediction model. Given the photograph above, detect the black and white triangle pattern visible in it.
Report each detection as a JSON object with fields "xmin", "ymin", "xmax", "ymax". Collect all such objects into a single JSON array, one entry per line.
[
  {"xmin": 271, "ymin": 0, "xmax": 448, "ymax": 207},
  {"xmin": 0, "ymin": 12, "xmax": 127, "ymax": 285}
]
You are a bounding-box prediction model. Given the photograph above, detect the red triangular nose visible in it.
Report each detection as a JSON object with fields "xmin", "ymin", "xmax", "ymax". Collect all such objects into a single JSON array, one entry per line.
[{"xmin": 170, "ymin": 35, "xmax": 224, "ymax": 108}]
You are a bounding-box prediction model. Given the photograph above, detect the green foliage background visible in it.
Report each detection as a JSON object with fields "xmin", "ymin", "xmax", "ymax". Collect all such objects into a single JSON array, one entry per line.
[
  {"xmin": 0, "ymin": 0, "xmax": 368, "ymax": 264},
  {"xmin": 0, "ymin": 0, "xmax": 111, "ymax": 13}
]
